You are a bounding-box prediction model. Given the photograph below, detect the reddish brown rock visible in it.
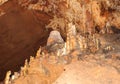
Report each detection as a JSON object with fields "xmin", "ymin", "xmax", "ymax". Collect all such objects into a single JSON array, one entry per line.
[{"xmin": 0, "ymin": 0, "xmax": 51, "ymax": 81}]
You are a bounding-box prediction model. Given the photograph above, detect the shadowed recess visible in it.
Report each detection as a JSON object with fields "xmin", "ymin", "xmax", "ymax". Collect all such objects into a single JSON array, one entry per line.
[{"xmin": 0, "ymin": 0, "xmax": 51, "ymax": 81}]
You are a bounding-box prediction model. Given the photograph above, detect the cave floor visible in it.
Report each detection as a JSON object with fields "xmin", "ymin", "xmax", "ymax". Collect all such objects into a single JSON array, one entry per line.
[{"xmin": 3, "ymin": 33, "xmax": 120, "ymax": 84}]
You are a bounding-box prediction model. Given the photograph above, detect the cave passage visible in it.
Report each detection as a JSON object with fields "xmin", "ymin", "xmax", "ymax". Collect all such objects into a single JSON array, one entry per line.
[{"xmin": 0, "ymin": 1, "xmax": 51, "ymax": 81}]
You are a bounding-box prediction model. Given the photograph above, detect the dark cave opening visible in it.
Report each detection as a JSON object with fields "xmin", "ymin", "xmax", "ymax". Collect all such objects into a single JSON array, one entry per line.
[{"xmin": 0, "ymin": 1, "xmax": 51, "ymax": 81}]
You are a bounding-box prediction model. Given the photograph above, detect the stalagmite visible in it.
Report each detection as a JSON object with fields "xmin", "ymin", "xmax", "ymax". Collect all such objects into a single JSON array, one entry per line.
[
  {"xmin": 66, "ymin": 35, "xmax": 70, "ymax": 54},
  {"xmin": 66, "ymin": 22, "xmax": 78, "ymax": 52},
  {"xmin": 92, "ymin": 34, "xmax": 96, "ymax": 44},
  {"xmin": 42, "ymin": 52, "xmax": 45, "ymax": 58},
  {"xmin": 30, "ymin": 56, "xmax": 34, "ymax": 61},
  {"xmin": 105, "ymin": 46, "xmax": 114, "ymax": 51},
  {"xmin": 82, "ymin": 4, "xmax": 86, "ymax": 34},
  {"xmin": 77, "ymin": 35, "xmax": 87, "ymax": 51},
  {"xmin": 24, "ymin": 59, "xmax": 29, "ymax": 67},
  {"xmin": 67, "ymin": 23, "xmax": 77, "ymax": 36},
  {"xmin": 106, "ymin": 21, "xmax": 113, "ymax": 34},
  {"xmin": 13, "ymin": 72, "xmax": 20, "ymax": 80},
  {"xmin": 77, "ymin": 35, "xmax": 83, "ymax": 50},
  {"xmin": 36, "ymin": 47, "xmax": 41, "ymax": 58},
  {"xmin": 4, "ymin": 71, "xmax": 11, "ymax": 84},
  {"xmin": 29, "ymin": 56, "xmax": 35, "ymax": 64},
  {"xmin": 57, "ymin": 50, "xmax": 60, "ymax": 57},
  {"xmin": 20, "ymin": 67, "xmax": 24, "ymax": 76},
  {"xmin": 20, "ymin": 59, "xmax": 29, "ymax": 76},
  {"xmin": 82, "ymin": 37, "xmax": 87, "ymax": 50},
  {"xmin": 96, "ymin": 39, "xmax": 100, "ymax": 50},
  {"xmin": 61, "ymin": 43, "xmax": 67, "ymax": 55}
]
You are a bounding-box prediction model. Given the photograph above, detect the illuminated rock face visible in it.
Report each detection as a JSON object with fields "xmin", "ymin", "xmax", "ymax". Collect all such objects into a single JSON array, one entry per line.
[
  {"xmin": 0, "ymin": 0, "xmax": 120, "ymax": 83},
  {"xmin": 46, "ymin": 30, "xmax": 64, "ymax": 53},
  {"xmin": 54, "ymin": 61, "xmax": 120, "ymax": 84},
  {"xmin": 0, "ymin": 0, "xmax": 8, "ymax": 5},
  {"xmin": 47, "ymin": 30, "xmax": 64, "ymax": 46}
]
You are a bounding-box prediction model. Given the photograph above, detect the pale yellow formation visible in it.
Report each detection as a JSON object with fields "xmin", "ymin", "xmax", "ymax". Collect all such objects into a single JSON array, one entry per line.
[
  {"xmin": 28, "ymin": 3, "xmax": 43, "ymax": 11},
  {"xmin": 20, "ymin": 59, "xmax": 29, "ymax": 76},
  {"xmin": 4, "ymin": 70, "xmax": 11, "ymax": 84},
  {"xmin": 0, "ymin": 0, "xmax": 8, "ymax": 5},
  {"xmin": 36, "ymin": 47, "xmax": 41, "ymax": 58}
]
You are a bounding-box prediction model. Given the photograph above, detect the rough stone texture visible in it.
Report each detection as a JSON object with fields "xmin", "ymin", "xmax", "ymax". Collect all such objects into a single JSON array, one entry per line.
[
  {"xmin": 2, "ymin": 33, "xmax": 120, "ymax": 84},
  {"xmin": 47, "ymin": 30, "xmax": 64, "ymax": 46},
  {"xmin": 0, "ymin": 0, "xmax": 120, "ymax": 83},
  {"xmin": 53, "ymin": 61, "xmax": 120, "ymax": 84},
  {"xmin": 46, "ymin": 30, "xmax": 64, "ymax": 52}
]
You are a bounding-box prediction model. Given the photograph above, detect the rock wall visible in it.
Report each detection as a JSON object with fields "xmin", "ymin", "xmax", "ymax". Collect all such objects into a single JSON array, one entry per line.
[{"xmin": 25, "ymin": 0, "xmax": 120, "ymax": 34}]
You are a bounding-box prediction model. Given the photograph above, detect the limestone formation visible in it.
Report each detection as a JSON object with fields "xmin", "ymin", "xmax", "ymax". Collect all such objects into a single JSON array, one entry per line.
[
  {"xmin": 67, "ymin": 23, "xmax": 77, "ymax": 36},
  {"xmin": 13, "ymin": 72, "xmax": 20, "ymax": 80},
  {"xmin": 20, "ymin": 59, "xmax": 29, "ymax": 76},
  {"xmin": 0, "ymin": 0, "xmax": 8, "ymax": 5},
  {"xmin": 4, "ymin": 71, "xmax": 11, "ymax": 84},
  {"xmin": 46, "ymin": 30, "xmax": 64, "ymax": 52},
  {"xmin": 47, "ymin": 30, "xmax": 64, "ymax": 46},
  {"xmin": 66, "ymin": 23, "xmax": 79, "ymax": 53},
  {"xmin": 1, "ymin": 0, "xmax": 120, "ymax": 84},
  {"xmin": 104, "ymin": 46, "xmax": 115, "ymax": 52},
  {"xmin": 3, "ymin": 33, "xmax": 120, "ymax": 84},
  {"xmin": 30, "ymin": 56, "xmax": 35, "ymax": 63},
  {"xmin": 36, "ymin": 47, "xmax": 41, "ymax": 58}
]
